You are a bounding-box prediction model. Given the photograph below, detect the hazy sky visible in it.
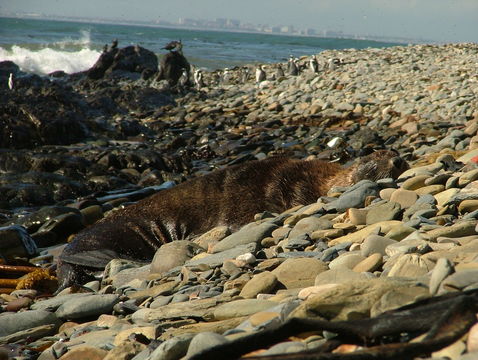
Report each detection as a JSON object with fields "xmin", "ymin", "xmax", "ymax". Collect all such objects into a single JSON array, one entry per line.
[{"xmin": 2, "ymin": 0, "xmax": 477, "ymax": 42}]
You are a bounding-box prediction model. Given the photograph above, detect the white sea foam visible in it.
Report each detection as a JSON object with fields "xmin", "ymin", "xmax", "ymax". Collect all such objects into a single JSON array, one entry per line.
[{"xmin": 0, "ymin": 45, "xmax": 101, "ymax": 75}]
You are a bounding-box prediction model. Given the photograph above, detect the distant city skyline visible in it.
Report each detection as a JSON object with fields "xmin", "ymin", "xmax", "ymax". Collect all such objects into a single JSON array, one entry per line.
[{"xmin": 1, "ymin": 0, "xmax": 477, "ymax": 43}]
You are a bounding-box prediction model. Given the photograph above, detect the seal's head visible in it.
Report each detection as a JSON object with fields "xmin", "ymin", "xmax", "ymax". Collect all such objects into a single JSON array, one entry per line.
[{"xmin": 352, "ymin": 149, "xmax": 409, "ymax": 182}]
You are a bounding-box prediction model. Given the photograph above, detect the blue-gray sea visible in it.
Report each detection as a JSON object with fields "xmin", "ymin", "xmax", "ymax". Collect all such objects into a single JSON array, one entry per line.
[{"xmin": 0, "ymin": 17, "xmax": 400, "ymax": 75}]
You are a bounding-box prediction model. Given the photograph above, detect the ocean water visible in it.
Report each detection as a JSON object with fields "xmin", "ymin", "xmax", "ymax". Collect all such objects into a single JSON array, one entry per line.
[{"xmin": 0, "ymin": 17, "xmax": 400, "ymax": 75}]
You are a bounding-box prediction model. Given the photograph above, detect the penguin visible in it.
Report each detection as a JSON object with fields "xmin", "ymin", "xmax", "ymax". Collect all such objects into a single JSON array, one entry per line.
[
  {"xmin": 222, "ymin": 68, "xmax": 231, "ymax": 84},
  {"xmin": 327, "ymin": 58, "xmax": 339, "ymax": 71},
  {"xmin": 193, "ymin": 69, "xmax": 205, "ymax": 89},
  {"xmin": 255, "ymin": 65, "xmax": 266, "ymax": 83},
  {"xmin": 276, "ymin": 64, "xmax": 285, "ymax": 78},
  {"xmin": 309, "ymin": 55, "xmax": 319, "ymax": 73},
  {"xmin": 178, "ymin": 68, "xmax": 189, "ymax": 89},
  {"xmin": 111, "ymin": 39, "xmax": 118, "ymax": 50},
  {"xmin": 241, "ymin": 67, "xmax": 250, "ymax": 83},
  {"xmin": 8, "ymin": 73, "xmax": 13, "ymax": 90},
  {"xmin": 287, "ymin": 55, "xmax": 299, "ymax": 76}
]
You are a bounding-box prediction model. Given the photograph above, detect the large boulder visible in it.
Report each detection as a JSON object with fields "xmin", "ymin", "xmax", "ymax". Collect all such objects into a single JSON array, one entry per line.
[
  {"xmin": 87, "ymin": 45, "xmax": 159, "ymax": 80},
  {"xmin": 157, "ymin": 51, "xmax": 190, "ymax": 87}
]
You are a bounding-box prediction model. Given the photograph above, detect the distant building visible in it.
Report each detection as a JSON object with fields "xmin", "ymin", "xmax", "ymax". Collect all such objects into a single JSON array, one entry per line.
[
  {"xmin": 226, "ymin": 19, "xmax": 240, "ymax": 28},
  {"xmin": 280, "ymin": 25, "xmax": 293, "ymax": 33}
]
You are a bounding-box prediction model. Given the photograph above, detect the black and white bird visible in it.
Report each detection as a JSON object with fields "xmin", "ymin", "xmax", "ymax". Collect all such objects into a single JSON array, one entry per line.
[
  {"xmin": 163, "ymin": 40, "xmax": 182, "ymax": 53},
  {"xmin": 309, "ymin": 55, "xmax": 319, "ymax": 73},
  {"xmin": 327, "ymin": 58, "xmax": 340, "ymax": 71},
  {"xmin": 287, "ymin": 55, "xmax": 299, "ymax": 76},
  {"xmin": 8, "ymin": 73, "xmax": 13, "ymax": 90},
  {"xmin": 222, "ymin": 68, "xmax": 232, "ymax": 84},
  {"xmin": 178, "ymin": 68, "xmax": 189, "ymax": 89},
  {"xmin": 193, "ymin": 69, "xmax": 205, "ymax": 89},
  {"xmin": 255, "ymin": 65, "xmax": 266, "ymax": 83},
  {"xmin": 111, "ymin": 39, "xmax": 118, "ymax": 50},
  {"xmin": 276, "ymin": 64, "xmax": 285, "ymax": 78}
]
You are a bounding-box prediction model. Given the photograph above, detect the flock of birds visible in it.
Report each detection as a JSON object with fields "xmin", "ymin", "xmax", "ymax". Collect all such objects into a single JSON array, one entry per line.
[
  {"xmin": 157, "ymin": 39, "xmax": 345, "ymax": 91},
  {"xmin": 186, "ymin": 53, "xmax": 344, "ymax": 91},
  {"xmin": 5, "ymin": 39, "xmax": 344, "ymax": 92}
]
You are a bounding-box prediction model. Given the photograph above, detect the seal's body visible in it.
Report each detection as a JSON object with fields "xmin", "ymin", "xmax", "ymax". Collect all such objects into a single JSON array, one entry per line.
[{"xmin": 57, "ymin": 150, "xmax": 408, "ymax": 290}]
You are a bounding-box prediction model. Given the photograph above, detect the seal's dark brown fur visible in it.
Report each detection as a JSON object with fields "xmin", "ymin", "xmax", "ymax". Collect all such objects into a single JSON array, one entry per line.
[{"xmin": 57, "ymin": 150, "xmax": 408, "ymax": 290}]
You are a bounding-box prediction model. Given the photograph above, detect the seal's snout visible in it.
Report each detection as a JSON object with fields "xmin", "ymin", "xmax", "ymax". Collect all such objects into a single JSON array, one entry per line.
[{"xmin": 389, "ymin": 156, "xmax": 409, "ymax": 176}]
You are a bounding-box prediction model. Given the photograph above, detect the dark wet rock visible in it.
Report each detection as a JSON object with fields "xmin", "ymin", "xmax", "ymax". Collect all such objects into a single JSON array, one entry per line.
[
  {"xmin": 157, "ymin": 51, "xmax": 190, "ymax": 87},
  {"xmin": 0, "ymin": 225, "xmax": 38, "ymax": 259},
  {"xmin": 32, "ymin": 212, "xmax": 84, "ymax": 247},
  {"xmin": 87, "ymin": 45, "xmax": 158, "ymax": 80},
  {"xmin": 0, "ymin": 60, "xmax": 20, "ymax": 78}
]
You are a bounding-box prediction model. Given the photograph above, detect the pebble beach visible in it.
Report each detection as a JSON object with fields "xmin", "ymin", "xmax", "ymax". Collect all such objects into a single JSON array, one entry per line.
[{"xmin": 1, "ymin": 42, "xmax": 478, "ymax": 359}]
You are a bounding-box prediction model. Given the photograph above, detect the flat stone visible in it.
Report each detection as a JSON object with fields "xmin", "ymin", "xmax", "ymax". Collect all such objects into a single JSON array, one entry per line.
[
  {"xmin": 379, "ymin": 188, "xmax": 395, "ymax": 201},
  {"xmin": 213, "ymin": 299, "xmax": 277, "ymax": 320},
  {"xmin": 439, "ymin": 269, "xmax": 478, "ymax": 294},
  {"xmin": 113, "ymin": 326, "xmax": 159, "ymax": 346},
  {"xmin": 260, "ymin": 341, "xmax": 307, "ymax": 356},
  {"xmin": 328, "ymin": 221, "xmax": 402, "ymax": 246},
  {"xmin": 425, "ymin": 220, "xmax": 478, "ymax": 241},
  {"xmin": 271, "ymin": 258, "xmax": 328, "ymax": 289},
  {"xmin": 249, "ymin": 311, "xmax": 280, "ymax": 326},
  {"xmin": 401, "ymin": 175, "xmax": 430, "ymax": 190},
  {"xmin": 328, "ymin": 253, "xmax": 366, "ymax": 270},
  {"xmin": 185, "ymin": 332, "xmax": 229, "ymax": 358},
  {"xmin": 193, "ymin": 226, "xmax": 231, "ymax": 250},
  {"xmin": 103, "ymin": 340, "xmax": 146, "ymax": 360},
  {"xmin": 361, "ymin": 235, "xmax": 397, "ymax": 256},
  {"xmin": 186, "ymin": 243, "xmax": 257, "ymax": 268},
  {"xmin": 458, "ymin": 200, "xmax": 478, "ymax": 214},
  {"xmin": 370, "ymin": 286, "xmax": 430, "ymax": 317},
  {"xmin": 239, "ymin": 271, "xmax": 278, "ymax": 299},
  {"xmin": 385, "ymin": 239, "xmax": 431, "ymax": 257},
  {"xmin": 55, "ymin": 294, "xmax": 120, "ymax": 320},
  {"xmin": 148, "ymin": 334, "xmax": 194, "ymax": 360},
  {"xmin": 384, "ymin": 224, "xmax": 416, "ymax": 241},
  {"xmin": 211, "ymin": 222, "xmax": 277, "ymax": 253},
  {"xmin": 365, "ymin": 201, "xmax": 402, "ymax": 224},
  {"xmin": 288, "ymin": 216, "xmax": 332, "ymax": 238},
  {"xmin": 314, "ymin": 268, "xmax": 369, "ymax": 286},
  {"xmin": 348, "ymin": 208, "xmax": 368, "ymax": 226},
  {"xmin": 353, "ymin": 253, "xmax": 383, "ymax": 273},
  {"xmin": 389, "ymin": 189, "xmax": 418, "ymax": 208},
  {"xmin": 326, "ymin": 180, "xmax": 380, "ymax": 212},
  {"xmin": 459, "ymin": 169, "xmax": 478, "ymax": 186},
  {"xmin": 58, "ymin": 345, "xmax": 108, "ymax": 360},
  {"xmin": 150, "ymin": 241, "xmax": 204, "ymax": 274},
  {"xmin": 414, "ymin": 184, "xmax": 445, "ymax": 195},
  {"xmin": 298, "ymin": 284, "xmax": 340, "ymax": 300},
  {"xmin": 429, "ymin": 258, "xmax": 454, "ymax": 295},
  {"xmin": 290, "ymin": 278, "xmax": 425, "ymax": 321},
  {"xmin": 0, "ymin": 310, "xmax": 61, "ymax": 337},
  {"xmin": 434, "ymin": 188, "xmax": 460, "ymax": 207},
  {"xmin": 386, "ymin": 254, "xmax": 435, "ymax": 278},
  {"xmin": 137, "ymin": 296, "xmax": 229, "ymax": 323}
]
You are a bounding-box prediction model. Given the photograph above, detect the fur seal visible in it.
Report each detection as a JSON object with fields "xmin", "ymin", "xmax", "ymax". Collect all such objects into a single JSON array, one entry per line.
[{"xmin": 57, "ymin": 150, "xmax": 408, "ymax": 290}]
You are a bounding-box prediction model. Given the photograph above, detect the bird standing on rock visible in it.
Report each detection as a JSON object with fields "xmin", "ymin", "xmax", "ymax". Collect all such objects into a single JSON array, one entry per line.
[
  {"xmin": 288, "ymin": 55, "xmax": 299, "ymax": 76},
  {"xmin": 194, "ymin": 69, "xmax": 205, "ymax": 89},
  {"xmin": 309, "ymin": 55, "xmax": 319, "ymax": 73},
  {"xmin": 163, "ymin": 40, "xmax": 183, "ymax": 54},
  {"xmin": 255, "ymin": 65, "xmax": 266, "ymax": 83},
  {"xmin": 8, "ymin": 73, "xmax": 13, "ymax": 90}
]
